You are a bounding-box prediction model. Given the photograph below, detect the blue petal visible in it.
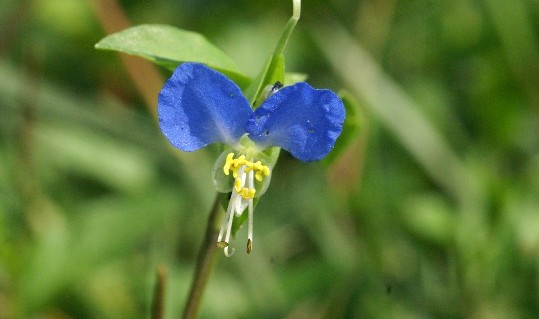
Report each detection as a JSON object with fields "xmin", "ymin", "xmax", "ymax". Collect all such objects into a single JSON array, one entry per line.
[
  {"xmin": 245, "ymin": 82, "xmax": 345, "ymax": 162},
  {"xmin": 158, "ymin": 63, "xmax": 253, "ymax": 152}
]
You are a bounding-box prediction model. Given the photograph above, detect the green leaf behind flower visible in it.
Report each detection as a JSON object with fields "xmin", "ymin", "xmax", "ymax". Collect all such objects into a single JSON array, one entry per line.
[{"xmin": 95, "ymin": 24, "xmax": 251, "ymax": 88}]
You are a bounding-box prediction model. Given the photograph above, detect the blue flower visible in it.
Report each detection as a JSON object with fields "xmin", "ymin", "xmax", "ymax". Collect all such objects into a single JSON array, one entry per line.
[{"xmin": 158, "ymin": 62, "xmax": 345, "ymax": 256}]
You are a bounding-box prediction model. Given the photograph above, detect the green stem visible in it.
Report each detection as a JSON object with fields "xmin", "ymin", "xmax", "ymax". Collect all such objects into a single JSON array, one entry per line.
[
  {"xmin": 273, "ymin": 0, "xmax": 301, "ymax": 57},
  {"xmin": 182, "ymin": 197, "xmax": 222, "ymax": 319},
  {"xmin": 244, "ymin": 0, "xmax": 301, "ymax": 105}
]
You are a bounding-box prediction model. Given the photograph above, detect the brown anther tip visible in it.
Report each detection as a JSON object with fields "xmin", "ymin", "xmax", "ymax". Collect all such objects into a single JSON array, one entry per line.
[
  {"xmin": 216, "ymin": 241, "xmax": 229, "ymax": 248},
  {"xmin": 247, "ymin": 239, "xmax": 252, "ymax": 254}
]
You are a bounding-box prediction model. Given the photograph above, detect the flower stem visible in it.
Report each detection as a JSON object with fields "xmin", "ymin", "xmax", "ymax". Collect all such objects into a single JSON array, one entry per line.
[
  {"xmin": 182, "ymin": 197, "xmax": 222, "ymax": 319},
  {"xmin": 151, "ymin": 265, "xmax": 167, "ymax": 319}
]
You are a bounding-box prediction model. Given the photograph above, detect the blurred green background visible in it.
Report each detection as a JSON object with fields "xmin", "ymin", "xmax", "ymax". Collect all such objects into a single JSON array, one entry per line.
[{"xmin": 1, "ymin": 0, "xmax": 539, "ymax": 318}]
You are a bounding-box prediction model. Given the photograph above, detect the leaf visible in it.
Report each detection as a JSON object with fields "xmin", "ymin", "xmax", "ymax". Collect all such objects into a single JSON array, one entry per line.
[
  {"xmin": 323, "ymin": 90, "xmax": 363, "ymax": 165},
  {"xmin": 244, "ymin": 0, "xmax": 301, "ymax": 105},
  {"xmin": 95, "ymin": 24, "xmax": 251, "ymax": 88},
  {"xmin": 248, "ymin": 54, "xmax": 285, "ymax": 107}
]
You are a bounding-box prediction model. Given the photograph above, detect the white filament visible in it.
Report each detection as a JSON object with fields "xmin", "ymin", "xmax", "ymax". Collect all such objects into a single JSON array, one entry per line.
[{"xmin": 247, "ymin": 170, "xmax": 254, "ymax": 243}]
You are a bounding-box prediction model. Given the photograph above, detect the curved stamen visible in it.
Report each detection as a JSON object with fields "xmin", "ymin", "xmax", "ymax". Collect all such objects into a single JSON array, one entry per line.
[
  {"xmin": 224, "ymin": 193, "xmax": 238, "ymax": 246},
  {"xmin": 217, "ymin": 196, "xmax": 234, "ymax": 243},
  {"xmin": 224, "ymin": 246, "xmax": 235, "ymax": 257},
  {"xmin": 217, "ymin": 219, "xmax": 226, "ymax": 243}
]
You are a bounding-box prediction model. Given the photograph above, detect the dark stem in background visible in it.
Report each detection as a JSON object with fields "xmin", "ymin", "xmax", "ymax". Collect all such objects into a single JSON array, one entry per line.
[
  {"xmin": 0, "ymin": 0, "xmax": 31, "ymax": 56},
  {"xmin": 151, "ymin": 265, "xmax": 168, "ymax": 319},
  {"xmin": 15, "ymin": 38, "xmax": 44, "ymax": 235},
  {"xmin": 89, "ymin": 0, "xmax": 164, "ymax": 117},
  {"xmin": 182, "ymin": 197, "xmax": 222, "ymax": 319}
]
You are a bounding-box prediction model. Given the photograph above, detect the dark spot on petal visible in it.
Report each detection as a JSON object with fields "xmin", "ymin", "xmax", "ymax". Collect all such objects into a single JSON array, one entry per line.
[{"xmin": 264, "ymin": 130, "xmax": 270, "ymax": 136}]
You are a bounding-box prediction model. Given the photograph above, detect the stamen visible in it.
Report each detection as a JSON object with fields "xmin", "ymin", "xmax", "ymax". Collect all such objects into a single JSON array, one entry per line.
[
  {"xmin": 217, "ymin": 195, "xmax": 235, "ymax": 244},
  {"xmin": 217, "ymin": 188, "xmax": 241, "ymax": 254},
  {"xmin": 234, "ymin": 155, "xmax": 246, "ymax": 167},
  {"xmin": 234, "ymin": 168, "xmax": 248, "ymax": 214},
  {"xmin": 224, "ymin": 246, "xmax": 235, "ymax": 257},
  {"xmin": 247, "ymin": 170, "xmax": 254, "ymax": 254},
  {"xmin": 218, "ymin": 153, "xmax": 272, "ymax": 256},
  {"xmin": 216, "ymin": 241, "xmax": 228, "ymax": 248},
  {"xmin": 223, "ymin": 153, "xmax": 270, "ymax": 188},
  {"xmin": 244, "ymin": 161, "xmax": 253, "ymax": 172},
  {"xmin": 223, "ymin": 152, "xmax": 235, "ymax": 175},
  {"xmin": 237, "ymin": 187, "xmax": 254, "ymax": 199},
  {"xmin": 224, "ymin": 192, "xmax": 238, "ymax": 244},
  {"xmin": 255, "ymin": 171, "xmax": 263, "ymax": 182},
  {"xmin": 234, "ymin": 178, "xmax": 243, "ymax": 193}
]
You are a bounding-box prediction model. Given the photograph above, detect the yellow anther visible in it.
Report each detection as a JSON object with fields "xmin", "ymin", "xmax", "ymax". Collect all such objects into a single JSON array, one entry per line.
[
  {"xmin": 253, "ymin": 161, "xmax": 270, "ymax": 176},
  {"xmin": 239, "ymin": 187, "xmax": 256, "ymax": 199},
  {"xmin": 222, "ymin": 153, "xmax": 271, "ymax": 190},
  {"xmin": 234, "ymin": 155, "xmax": 246, "ymax": 167},
  {"xmin": 255, "ymin": 171, "xmax": 263, "ymax": 182},
  {"xmin": 216, "ymin": 241, "xmax": 228, "ymax": 248},
  {"xmin": 244, "ymin": 162, "xmax": 255, "ymax": 173},
  {"xmin": 234, "ymin": 178, "xmax": 243, "ymax": 193},
  {"xmin": 247, "ymin": 239, "xmax": 252, "ymax": 254},
  {"xmin": 223, "ymin": 153, "xmax": 235, "ymax": 175}
]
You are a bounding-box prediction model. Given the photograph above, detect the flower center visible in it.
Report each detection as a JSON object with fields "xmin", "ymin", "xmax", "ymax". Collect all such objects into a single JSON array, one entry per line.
[
  {"xmin": 217, "ymin": 153, "xmax": 271, "ymax": 256},
  {"xmin": 223, "ymin": 153, "xmax": 270, "ymax": 199}
]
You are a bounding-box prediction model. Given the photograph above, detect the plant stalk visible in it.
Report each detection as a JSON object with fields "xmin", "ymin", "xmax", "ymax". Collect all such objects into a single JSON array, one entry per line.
[
  {"xmin": 182, "ymin": 197, "xmax": 222, "ymax": 319},
  {"xmin": 151, "ymin": 265, "xmax": 168, "ymax": 319}
]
